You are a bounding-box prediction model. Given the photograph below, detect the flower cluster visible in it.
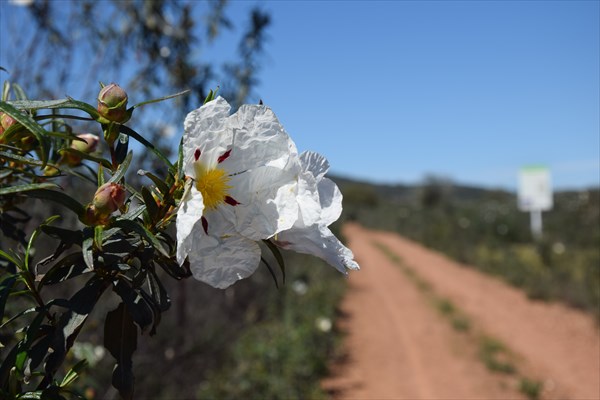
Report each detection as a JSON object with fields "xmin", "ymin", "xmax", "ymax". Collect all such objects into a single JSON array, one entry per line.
[{"xmin": 177, "ymin": 97, "xmax": 359, "ymax": 288}]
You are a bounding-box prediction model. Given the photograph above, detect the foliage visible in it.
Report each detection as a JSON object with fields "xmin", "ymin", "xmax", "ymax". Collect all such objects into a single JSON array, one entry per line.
[
  {"xmin": 0, "ymin": 79, "xmax": 294, "ymax": 398},
  {"xmin": 195, "ymin": 252, "xmax": 346, "ymax": 400},
  {"xmin": 338, "ymin": 176, "xmax": 600, "ymax": 317}
]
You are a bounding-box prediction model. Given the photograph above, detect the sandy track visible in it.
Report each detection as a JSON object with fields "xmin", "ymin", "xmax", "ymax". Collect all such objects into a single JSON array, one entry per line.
[{"xmin": 322, "ymin": 223, "xmax": 600, "ymax": 400}]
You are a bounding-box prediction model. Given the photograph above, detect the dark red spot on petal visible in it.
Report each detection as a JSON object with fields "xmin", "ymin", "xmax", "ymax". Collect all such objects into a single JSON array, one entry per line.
[
  {"xmin": 194, "ymin": 148, "xmax": 201, "ymax": 160},
  {"xmin": 218, "ymin": 149, "xmax": 232, "ymax": 163},
  {"xmin": 201, "ymin": 216, "xmax": 208, "ymax": 234},
  {"xmin": 224, "ymin": 195, "xmax": 241, "ymax": 206}
]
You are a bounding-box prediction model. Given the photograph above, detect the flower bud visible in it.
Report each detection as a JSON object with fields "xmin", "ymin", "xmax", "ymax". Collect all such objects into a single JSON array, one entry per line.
[
  {"xmin": 63, "ymin": 133, "xmax": 99, "ymax": 166},
  {"xmin": 1, "ymin": 113, "xmax": 16, "ymax": 130},
  {"xmin": 43, "ymin": 165, "xmax": 60, "ymax": 177},
  {"xmin": 92, "ymin": 182, "xmax": 126, "ymax": 217},
  {"xmin": 97, "ymin": 83, "xmax": 129, "ymax": 123}
]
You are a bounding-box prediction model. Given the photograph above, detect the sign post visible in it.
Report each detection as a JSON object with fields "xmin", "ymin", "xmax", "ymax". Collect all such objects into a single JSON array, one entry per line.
[{"xmin": 517, "ymin": 166, "xmax": 553, "ymax": 240}]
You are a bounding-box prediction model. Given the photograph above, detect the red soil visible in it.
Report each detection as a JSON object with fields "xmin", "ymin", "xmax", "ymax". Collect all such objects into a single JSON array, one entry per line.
[{"xmin": 322, "ymin": 223, "xmax": 600, "ymax": 400}]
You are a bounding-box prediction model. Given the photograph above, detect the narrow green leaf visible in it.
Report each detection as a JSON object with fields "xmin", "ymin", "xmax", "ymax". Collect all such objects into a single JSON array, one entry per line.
[
  {"xmin": 111, "ymin": 219, "xmax": 169, "ymax": 257},
  {"xmin": 260, "ymin": 257, "xmax": 279, "ymax": 289},
  {"xmin": 0, "ymin": 275, "xmax": 17, "ymax": 322},
  {"xmin": 119, "ymin": 125, "xmax": 172, "ymax": 168},
  {"xmin": 176, "ymin": 138, "xmax": 184, "ymax": 180},
  {"xmin": 39, "ymin": 252, "xmax": 90, "ymax": 286},
  {"xmin": 0, "ymin": 182, "xmax": 59, "ymax": 196},
  {"xmin": 131, "ymin": 89, "xmax": 190, "ymax": 109},
  {"xmin": 2, "ymin": 80, "xmax": 10, "ymax": 101},
  {"xmin": 0, "ymin": 150, "xmax": 55, "ymax": 169},
  {"xmin": 108, "ymin": 151, "xmax": 132, "ymax": 184},
  {"xmin": 263, "ymin": 239, "xmax": 286, "ymax": 284},
  {"xmin": 0, "ymin": 249, "xmax": 22, "ymax": 268},
  {"xmin": 203, "ymin": 88, "xmax": 218, "ymax": 104},
  {"xmin": 104, "ymin": 303, "xmax": 137, "ymax": 400},
  {"xmin": 11, "ymin": 83, "xmax": 27, "ymax": 101},
  {"xmin": 44, "ymin": 277, "xmax": 108, "ymax": 382},
  {"xmin": 97, "ymin": 164, "xmax": 105, "ymax": 186},
  {"xmin": 115, "ymin": 133, "xmax": 129, "ymax": 165},
  {"xmin": 60, "ymin": 359, "xmax": 88, "ymax": 388},
  {"xmin": 7, "ymin": 99, "xmax": 70, "ymax": 110},
  {"xmin": 22, "ymin": 189, "xmax": 86, "ymax": 218},
  {"xmin": 58, "ymin": 148, "xmax": 112, "ymax": 168},
  {"xmin": 81, "ymin": 237, "xmax": 94, "ymax": 270},
  {"xmin": 137, "ymin": 170, "xmax": 169, "ymax": 195},
  {"xmin": 0, "ymin": 100, "xmax": 49, "ymax": 165},
  {"xmin": 141, "ymin": 186, "xmax": 159, "ymax": 222},
  {"xmin": 113, "ymin": 281, "xmax": 154, "ymax": 334},
  {"xmin": 94, "ymin": 225, "xmax": 104, "ymax": 251},
  {"xmin": 25, "ymin": 215, "xmax": 60, "ymax": 272}
]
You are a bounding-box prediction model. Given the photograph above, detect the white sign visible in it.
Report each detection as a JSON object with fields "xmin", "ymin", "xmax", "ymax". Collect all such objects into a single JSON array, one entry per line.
[{"xmin": 518, "ymin": 166, "xmax": 553, "ymax": 212}]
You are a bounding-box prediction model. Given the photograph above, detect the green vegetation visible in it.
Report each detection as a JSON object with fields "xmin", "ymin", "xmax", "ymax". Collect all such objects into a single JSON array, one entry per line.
[
  {"xmin": 340, "ymin": 176, "xmax": 600, "ymax": 317},
  {"xmin": 195, "ymin": 252, "xmax": 346, "ymax": 399}
]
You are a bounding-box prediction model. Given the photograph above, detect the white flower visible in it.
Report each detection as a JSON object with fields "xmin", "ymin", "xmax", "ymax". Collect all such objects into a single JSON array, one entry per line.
[
  {"xmin": 274, "ymin": 151, "xmax": 360, "ymax": 274},
  {"xmin": 176, "ymin": 97, "xmax": 300, "ymax": 288}
]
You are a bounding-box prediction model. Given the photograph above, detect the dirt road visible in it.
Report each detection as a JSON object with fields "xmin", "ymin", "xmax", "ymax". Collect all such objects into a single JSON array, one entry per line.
[{"xmin": 322, "ymin": 223, "xmax": 600, "ymax": 400}]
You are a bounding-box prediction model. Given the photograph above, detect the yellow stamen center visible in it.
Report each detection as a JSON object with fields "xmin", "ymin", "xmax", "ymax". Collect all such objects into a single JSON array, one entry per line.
[{"xmin": 195, "ymin": 166, "xmax": 232, "ymax": 210}]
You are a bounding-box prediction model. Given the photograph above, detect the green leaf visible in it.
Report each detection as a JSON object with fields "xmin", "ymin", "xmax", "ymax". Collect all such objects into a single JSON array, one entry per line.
[
  {"xmin": 111, "ymin": 219, "xmax": 169, "ymax": 257},
  {"xmin": 60, "ymin": 359, "xmax": 88, "ymax": 388},
  {"xmin": 115, "ymin": 133, "xmax": 129, "ymax": 165},
  {"xmin": 39, "ymin": 252, "xmax": 90, "ymax": 286},
  {"xmin": 81, "ymin": 237, "xmax": 94, "ymax": 270},
  {"xmin": 40, "ymin": 225, "xmax": 83, "ymax": 246},
  {"xmin": 0, "ymin": 100, "xmax": 50, "ymax": 165},
  {"xmin": 7, "ymin": 99, "xmax": 70, "ymax": 110},
  {"xmin": 22, "ymin": 189, "xmax": 86, "ymax": 219},
  {"xmin": 203, "ymin": 88, "xmax": 218, "ymax": 104},
  {"xmin": 176, "ymin": 138, "xmax": 184, "ymax": 180},
  {"xmin": 113, "ymin": 281, "xmax": 154, "ymax": 334},
  {"xmin": 146, "ymin": 269, "xmax": 170, "ymax": 312},
  {"xmin": 58, "ymin": 148, "xmax": 112, "ymax": 169},
  {"xmin": 25, "ymin": 215, "xmax": 61, "ymax": 273},
  {"xmin": 0, "ymin": 150, "xmax": 53, "ymax": 169},
  {"xmin": 93, "ymin": 225, "xmax": 104, "ymax": 251},
  {"xmin": 97, "ymin": 164, "xmax": 105, "ymax": 186},
  {"xmin": 263, "ymin": 239, "xmax": 286, "ymax": 284},
  {"xmin": 44, "ymin": 277, "xmax": 108, "ymax": 381},
  {"xmin": 130, "ymin": 89, "xmax": 190, "ymax": 109},
  {"xmin": 108, "ymin": 151, "xmax": 132, "ymax": 184},
  {"xmin": 260, "ymin": 257, "xmax": 279, "ymax": 289},
  {"xmin": 0, "ymin": 275, "xmax": 17, "ymax": 322},
  {"xmin": 0, "ymin": 249, "xmax": 22, "ymax": 268},
  {"xmin": 141, "ymin": 186, "xmax": 159, "ymax": 223},
  {"xmin": 119, "ymin": 125, "xmax": 172, "ymax": 168},
  {"xmin": 137, "ymin": 170, "xmax": 169, "ymax": 195},
  {"xmin": 104, "ymin": 303, "xmax": 137, "ymax": 400},
  {"xmin": 0, "ymin": 182, "xmax": 58, "ymax": 196}
]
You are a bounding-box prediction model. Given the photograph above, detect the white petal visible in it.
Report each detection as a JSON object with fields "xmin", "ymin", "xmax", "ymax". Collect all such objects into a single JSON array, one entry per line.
[
  {"xmin": 183, "ymin": 97, "xmax": 232, "ymax": 176},
  {"xmin": 276, "ymin": 225, "xmax": 360, "ymax": 274},
  {"xmin": 187, "ymin": 233, "xmax": 262, "ymax": 289},
  {"xmin": 176, "ymin": 186, "xmax": 205, "ymax": 265},
  {"xmin": 318, "ymin": 177, "xmax": 343, "ymax": 226},
  {"xmin": 295, "ymin": 172, "xmax": 321, "ymax": 227},
  {"xmin": 300, "ymin": 151, "xmax": 330, "ymax": 181},
  {"xmin": 229, "ymin": 165, "xmax": 299, "ymax": 240},
  {"xmin": 223, "ymin": 104, "xmax": 300, "ymax": 173}
]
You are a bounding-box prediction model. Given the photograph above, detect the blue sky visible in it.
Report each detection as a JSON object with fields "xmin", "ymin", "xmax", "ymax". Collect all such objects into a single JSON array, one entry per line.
[
  {"xmin": 215, "ymin": 0, "xmax": 600, "ymax": 190},
  {"xmin": 1, "ymin": 0, "xmax": 599, "ymax": 190}
]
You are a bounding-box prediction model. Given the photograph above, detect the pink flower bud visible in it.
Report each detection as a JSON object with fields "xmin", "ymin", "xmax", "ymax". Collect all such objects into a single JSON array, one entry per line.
[
  {"xmin": 1, "ymin": 113, "xmax": 16, "ymax": 130},
  {"xmin": 92, "ymin": 182, "xmax": 126, "ymax": 217},
  {"xmin": 97, "ymin": 83, "xmax": 129, "ymax": 123},
  {"xmin": 64, "ymin": 133, "xmax": 99, "ymax": 166}
]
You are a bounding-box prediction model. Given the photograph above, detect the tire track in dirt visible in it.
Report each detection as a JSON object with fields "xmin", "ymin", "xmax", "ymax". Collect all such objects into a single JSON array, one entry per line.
[{"xmin": 322, "ymin": 223, "xmax": 600, "ymax": 400}]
